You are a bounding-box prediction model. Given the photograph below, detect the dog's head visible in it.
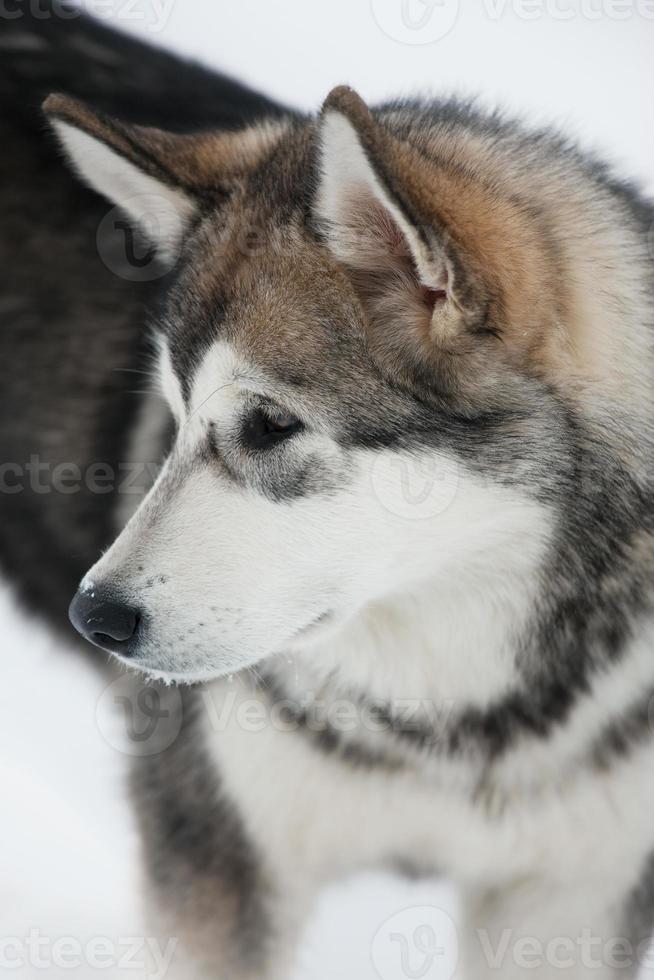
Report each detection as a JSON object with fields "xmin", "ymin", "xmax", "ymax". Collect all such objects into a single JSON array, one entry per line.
[{"xmin": 46, "ymin": 88, "xmax": 652, "ymax": 682}]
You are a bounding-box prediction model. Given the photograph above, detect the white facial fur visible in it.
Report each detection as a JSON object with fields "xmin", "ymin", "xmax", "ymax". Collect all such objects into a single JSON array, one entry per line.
[{"xmin": 81, "ymin": 338, "xmax": 552, "ymax": 685}]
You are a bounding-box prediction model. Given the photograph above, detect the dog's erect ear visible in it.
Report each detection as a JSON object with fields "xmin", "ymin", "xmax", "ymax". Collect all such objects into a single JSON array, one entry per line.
[
  {"xmin": 43, "ymin": 94, "xmax": 195, "ymax": 254},
  {"xmin": 43, "ymin": 93, "xmax": 283, "ymax": 256},
  {"xmin": 314, "ymin": 87, "xmax": 487, "ymax": 361}
]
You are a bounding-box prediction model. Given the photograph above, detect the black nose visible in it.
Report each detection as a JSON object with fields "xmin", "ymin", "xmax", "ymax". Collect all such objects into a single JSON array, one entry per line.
[{"xmin": 69, "ymin": 588, "xmax": 140, "ymax": 655}]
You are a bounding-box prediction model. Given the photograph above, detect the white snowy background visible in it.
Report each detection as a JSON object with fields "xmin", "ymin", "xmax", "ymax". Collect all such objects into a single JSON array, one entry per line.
[{"xmin": 1, "ymin": 1, "xmax": 653, "ymax": 977}]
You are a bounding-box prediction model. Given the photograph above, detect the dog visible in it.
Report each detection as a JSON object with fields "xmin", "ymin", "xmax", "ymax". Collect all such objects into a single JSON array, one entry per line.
[{"xmin": 3, "ymin": 6, "xmax": 654, "ymax": 979}]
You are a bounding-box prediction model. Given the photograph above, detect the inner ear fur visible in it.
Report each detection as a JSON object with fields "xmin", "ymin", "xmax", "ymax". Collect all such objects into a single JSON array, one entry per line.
[
  {"xmin": 315, "ymin": 87, "xmax": 496, "ymax": 362},
  {"xmin": 315, "ymin": 86, "xmax": 569, "ymax": 381}
]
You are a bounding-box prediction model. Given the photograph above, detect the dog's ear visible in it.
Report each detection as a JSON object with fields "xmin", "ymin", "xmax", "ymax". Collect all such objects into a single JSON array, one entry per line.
[
  {"xmin": 43, "ymin": 93, "xmax": 283, "ymax": 257},
  {"xmin": 314, "ymin": 87, "xmax": 489, "ymax": 364}
]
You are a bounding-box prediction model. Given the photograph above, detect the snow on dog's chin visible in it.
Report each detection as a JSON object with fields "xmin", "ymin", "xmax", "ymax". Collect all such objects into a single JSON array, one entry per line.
[
  {"xmin": 115, "ymin": 651, "xmax": 265, "ymax": 687},
  {"xmin": 123, "ymin": 662, "xmax": 240, "ymax": 687},
  {"xmin": 109, "ymin": 611, "xmax": 339, "ymax": 686}
]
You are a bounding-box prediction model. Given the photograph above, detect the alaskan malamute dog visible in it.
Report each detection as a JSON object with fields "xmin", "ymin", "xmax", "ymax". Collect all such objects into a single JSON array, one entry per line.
[{"xmin": 3, "ymin": 7, "xmax": 654, "ymax": 979}]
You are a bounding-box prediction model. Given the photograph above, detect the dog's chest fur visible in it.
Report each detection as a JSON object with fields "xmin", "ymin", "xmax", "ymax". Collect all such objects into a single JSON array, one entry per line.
[{"xmin": 198, "ymin": 596, "xmax": 654, "ymax": 899}]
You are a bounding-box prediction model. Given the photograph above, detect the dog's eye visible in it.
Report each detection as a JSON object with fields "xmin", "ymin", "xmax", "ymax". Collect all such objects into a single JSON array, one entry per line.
[{"xmin": 242, "ymin": 408, "xmax": 304, "ymax": 450}]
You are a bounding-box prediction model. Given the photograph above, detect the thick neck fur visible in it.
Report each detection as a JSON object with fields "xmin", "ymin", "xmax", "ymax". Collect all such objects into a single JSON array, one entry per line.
[
  {"xmin": 277, "ymin": 563, "xmax": 539, "ymax": 713},
  {"xmin": 264, "ymin": 466, "xmax": 654, "ymax": 804}
]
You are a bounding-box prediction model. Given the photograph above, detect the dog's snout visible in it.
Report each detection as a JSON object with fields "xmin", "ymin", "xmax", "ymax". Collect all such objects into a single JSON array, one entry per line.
[{"xmin": 69, "ymin": 588, "xmax": 140, "ymax": 655}]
